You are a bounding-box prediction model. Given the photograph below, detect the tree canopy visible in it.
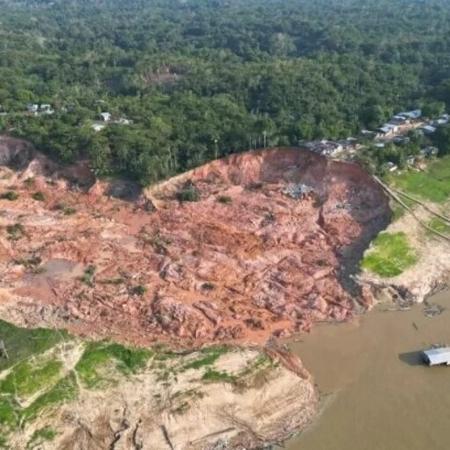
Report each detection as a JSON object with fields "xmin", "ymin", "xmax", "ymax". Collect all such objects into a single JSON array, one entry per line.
[{"xmin": 1, "ymin": 0, "xmax": 450, "ymax": 184}]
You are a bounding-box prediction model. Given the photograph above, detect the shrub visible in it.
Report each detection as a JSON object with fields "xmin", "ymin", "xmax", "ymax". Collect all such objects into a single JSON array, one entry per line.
[
  {"xmin": 53, "ymin": 202, "xmax": 77, "ymax": 215},
  {"xmin": 0, "ymin": 191, "xmax": 19, "ymax": 201},
  {"xmin": 217, "ymin": 195, "xmax": 232, "ymax": 204},
  {"xmin": 32, "ymin": 191, "xmax": 45, "ymax": 201},
  {"xmin": 24, "ymin": 177, "xmax": 35, "ymax": 188},
  {"xmin": 80, "ymin": 265, "xmax": 96, "ymax": 286},
  {"xmin": 63, "ymin": 207, "xmax": 76, "ymax": 215},
  {"xmin": 176, "ymin": 181, "xmax": 200, "ymax": 202},
  {"xmin": 130, "ymin": 285, "xmax": 147, "ymax": 296},
  {"xmin": 6, "ymin": 223, "xmax": 25, "ymax": 241}
]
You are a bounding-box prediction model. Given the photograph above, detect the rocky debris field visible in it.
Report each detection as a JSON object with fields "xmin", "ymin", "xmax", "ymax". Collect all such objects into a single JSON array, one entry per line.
[{"xmin": 0, "ymin": 136, "xmax": 391, "ymax": 348}]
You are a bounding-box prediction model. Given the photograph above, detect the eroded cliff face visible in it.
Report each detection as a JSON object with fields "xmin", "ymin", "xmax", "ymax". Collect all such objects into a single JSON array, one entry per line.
[{"xmin": 0, "ymin": 138, "xmax": 390, "ymax": 348}]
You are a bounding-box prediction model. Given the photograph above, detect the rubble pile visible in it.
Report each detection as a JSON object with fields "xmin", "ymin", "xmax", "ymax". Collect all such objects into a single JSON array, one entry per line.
[{"xmin": 282, "ymin": 183, "xmax": 315, "ymax": 200}]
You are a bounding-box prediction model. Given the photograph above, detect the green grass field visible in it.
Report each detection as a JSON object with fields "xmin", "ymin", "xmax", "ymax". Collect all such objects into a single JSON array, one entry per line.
[
  {"xmin": 428, "ymin": 217, "xmax": 450, "ymax": 236},
  {"xmin": 75, "ymin": 342, "xmax": 152, "ymax": 388},
  {"xmin": 387, "ymin": 156, "xmax": 450, "ymax": 203},
  {"xmin": 361, "ymin": 232, "xmax": 418, "ymax": 277}
]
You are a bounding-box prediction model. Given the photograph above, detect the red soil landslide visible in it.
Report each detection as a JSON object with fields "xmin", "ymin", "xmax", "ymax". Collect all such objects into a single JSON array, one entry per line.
[{"xmin": 0, "ymin": 137, "xmax": 390, "ymax": 347}]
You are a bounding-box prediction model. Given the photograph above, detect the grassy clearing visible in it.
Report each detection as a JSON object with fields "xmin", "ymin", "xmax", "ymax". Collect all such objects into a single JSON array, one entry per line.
[
  {"xmin": 391, "ymin": 204, "xmax": 406, "ymax": 221},
  {"xmin": 361, "ymin": 232, "xmax": 418, "ymax": 277},
  {"xmin": 75, "ymin": 342, "xmax": 151, "ymax": 388},
  {"xmin": 1, "ymin": 360, "xmax": 62, "ymax": 398},
  {"xmin": 387, "ymin": 156, "xmax": 450, "ymax": 203},
  {"xmin": 202, "ymin": 368, "xmax": 237, "ymax": 384},
  {"xmin": 427, "ymin": 217, "xmax": 450, "ymax": 236},
  {"xmin": 239, "ymin": 354, "xmax": 274, "ymax": 377},
  {"xmin": 0, "ymin": 435, "xmax": 8, "ymax": 448},
  {"xmin": 0, "ymin": 320, "xmax": 68, "ymax": 371},
  {"xmin": 0, "ymin": 396, "xmax": 18, "ymax": 427},
  {"xmin": 21, "ymin": 372, "xmax": 78, "ymax": 423},
  {"xmin": 181, "ymin": 346, "xmax": 229, "ymax": 371},
  {"xmin": 27, "ymin": 426, "xmax": 57, "ymax": 448}
]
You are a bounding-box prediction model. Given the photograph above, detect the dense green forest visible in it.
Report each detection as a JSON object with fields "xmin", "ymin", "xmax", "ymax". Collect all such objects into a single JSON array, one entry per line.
[{"xmin": 1, "ymin": 0, "xmax": 450, "ymax": 184}]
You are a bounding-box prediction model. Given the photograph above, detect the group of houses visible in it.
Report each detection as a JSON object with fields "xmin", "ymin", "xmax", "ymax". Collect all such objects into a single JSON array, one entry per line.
[
  {"xmin": 376, "ymin": 109, "xmax": 449, "ymax": 139},
  {"xmin": 91, "ymin": 112, "xmax": 132, "ymax": 132},
  {"xmin": 302, "ymin": 137, "xmax": 359, "ymax": 157},
  {"xmin": 23, "ymin": 104, "xmax": 132, "ymax": 132},
  {"xmin": 26, "ymin": 103, "xmax": 55, "ymax": 116},
  {"xmin": 375, "ymin": 109, "xmax": 449, "ymax": 173},
  {"xmin": 300, "ymin": 107, "xmax": 448, "ymax": 175},
  {"xmin": 376, "ymin": 109, "xmax": 422, "ymax": 138}
]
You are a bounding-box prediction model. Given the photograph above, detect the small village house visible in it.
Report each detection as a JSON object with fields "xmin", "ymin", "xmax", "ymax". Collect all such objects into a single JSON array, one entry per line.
[{"xmin": 100, "ymin": 112, "xmax": 112, "ymax": 122}]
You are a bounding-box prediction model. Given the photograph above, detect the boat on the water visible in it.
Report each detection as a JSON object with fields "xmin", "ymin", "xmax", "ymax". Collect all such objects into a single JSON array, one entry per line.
[{"xmin": 422, "ymin": 347, "xmax": 450, "ymax": 366}]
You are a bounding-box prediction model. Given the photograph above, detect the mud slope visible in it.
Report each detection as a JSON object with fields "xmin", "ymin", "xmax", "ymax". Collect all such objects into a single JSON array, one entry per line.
[{"xmin": 0, "ymin": 138, "xmax": 390, "ymax": 347}]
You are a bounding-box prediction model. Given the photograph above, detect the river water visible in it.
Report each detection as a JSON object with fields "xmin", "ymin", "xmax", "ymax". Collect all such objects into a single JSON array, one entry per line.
[{"xmin": 286, "ymin": 288, "xmax": 450, "ymax": 450}]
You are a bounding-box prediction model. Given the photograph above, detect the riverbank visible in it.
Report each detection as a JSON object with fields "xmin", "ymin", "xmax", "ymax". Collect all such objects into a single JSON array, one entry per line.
[
  {"xmin": 0, "ymin": 323, "xmax": 318, "ymax": 449},
  {"xmin": 285, "ymin": 287, "xmax": 450, "ymax": 450},
  {"xmin": 359, "ymin": 157, "xmax": 450, "ymax": 306},
  {"xmin": 284, "ymin": 157, "xmax": 450, "ymax": 448}
]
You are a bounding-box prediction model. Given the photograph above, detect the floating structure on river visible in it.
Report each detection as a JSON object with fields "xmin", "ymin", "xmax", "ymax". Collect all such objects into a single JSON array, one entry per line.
[{"xmin": 422, "ymin": 347, "xmax": 450, "ymax": 366}]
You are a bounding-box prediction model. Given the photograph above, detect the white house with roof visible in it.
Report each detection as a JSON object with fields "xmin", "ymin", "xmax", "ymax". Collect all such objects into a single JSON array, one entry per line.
[
  {"xmin": 27, "ymin": 104, "xmax": 39, "ymax": 114},
  {"xmin": 91, "ymin": 122, "xmax": 106, "ymax": 132},
  {"xmin": 100, "ymin": 112, "xmax": 112, "ymax": 122},
  {"xmin": 40, "ymin": 104, "xmax": 55, "ymax": 115}
]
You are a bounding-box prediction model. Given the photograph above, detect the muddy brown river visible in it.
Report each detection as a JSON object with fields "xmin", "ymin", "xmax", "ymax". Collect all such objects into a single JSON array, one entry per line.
[{"xmin": 286, "ymin": 288, "xmax": 450, "ymax": 450}]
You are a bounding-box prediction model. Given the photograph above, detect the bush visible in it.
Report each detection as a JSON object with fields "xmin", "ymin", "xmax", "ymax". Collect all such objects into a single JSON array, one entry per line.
[
  {"xmin": 176, "ymin": 181, "xmax": 200, "ymax": 202},
  {"xmin": 80, "ymin": 265, "xmax": 96, "ymax": 286},
  {"xmin": 0, "ymin": 191, "xmax": 19, "ymax": 201},
  {"xmin": 6, "ymin": 223, "xmax": 25, "ymax": 241},
  {"xmin": 130, "ymin": 285, "xmax": 147, "ymax": 296},
  {"xmin": 32, "ymin": 191, "xmax": 45, "ymax": 201},
  {"xmin": 53, "ymin": 202, "xmax": 76, "ymax": 215},
  {"xmin": 24, "ymin": 177, "xmax": 35, "ymax": 188}
]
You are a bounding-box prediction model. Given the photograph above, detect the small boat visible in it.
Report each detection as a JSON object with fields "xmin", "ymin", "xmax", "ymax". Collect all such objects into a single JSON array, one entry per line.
[{"xmin": 422, "ymin": 347, "xmax": 450, "ymax": 366}]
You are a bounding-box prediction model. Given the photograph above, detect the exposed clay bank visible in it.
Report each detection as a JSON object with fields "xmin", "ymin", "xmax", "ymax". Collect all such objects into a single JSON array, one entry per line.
[
  {"xmin": 0, "ymin": 140, "xmax": 390, "ymax": 347},
  {"xmin": 286, "ymin": 288, "xmax": 450, "ymax": 450}
]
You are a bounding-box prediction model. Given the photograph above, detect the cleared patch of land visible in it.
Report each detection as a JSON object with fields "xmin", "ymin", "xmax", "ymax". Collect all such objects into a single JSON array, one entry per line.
[
  {"xmin": 387, "ymin": 156, "xmax": 450, "ymax": 203},
  {"xmin": 428, "ymin": 217, "xmax": 450, "ymax": 236}
]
